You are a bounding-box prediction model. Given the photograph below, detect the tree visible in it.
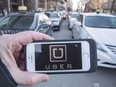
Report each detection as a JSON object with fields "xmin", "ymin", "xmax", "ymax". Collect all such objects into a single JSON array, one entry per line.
[{"xmin": 111, "ymin": 0, "xmax": 116, "ymax": 14}]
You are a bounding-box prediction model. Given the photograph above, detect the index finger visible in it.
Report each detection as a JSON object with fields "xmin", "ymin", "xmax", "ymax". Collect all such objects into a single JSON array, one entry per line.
[{"xmin": 13, "ymin": 31, "xmax": 54, "ymax": 45}]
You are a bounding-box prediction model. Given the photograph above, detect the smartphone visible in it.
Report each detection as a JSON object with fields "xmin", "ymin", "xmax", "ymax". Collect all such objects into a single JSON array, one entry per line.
[{"xmin": 24, "ymin": 39, "xmax": 97, "ymax": 74}]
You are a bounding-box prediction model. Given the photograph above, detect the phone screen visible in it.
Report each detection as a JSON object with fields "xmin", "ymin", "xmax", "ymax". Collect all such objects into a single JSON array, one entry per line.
[{"xmin": 35, "ymin": 43, "xmax": 82, "ymax": 71}]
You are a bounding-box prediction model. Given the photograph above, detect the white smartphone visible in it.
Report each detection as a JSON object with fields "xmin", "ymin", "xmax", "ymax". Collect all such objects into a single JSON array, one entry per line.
[{"xmin": 25, "ymin": 39, "xmax": 97, "ymax": 73}]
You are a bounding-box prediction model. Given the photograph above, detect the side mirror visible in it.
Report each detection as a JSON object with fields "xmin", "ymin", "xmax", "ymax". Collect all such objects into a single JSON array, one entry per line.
[
  {"xmin": 38, "ymin": 24, "xmax": 49, "ymax": 32},
  {"xmin": 77, "ymin": 21, "xmax": 81, "ymax": 25},
  {"xmin": 77, "ymin": 21, "xmax": 82, "ymax": 27}
]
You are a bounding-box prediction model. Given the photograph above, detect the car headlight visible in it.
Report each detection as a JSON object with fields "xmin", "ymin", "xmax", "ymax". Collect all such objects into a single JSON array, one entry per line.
[{"xmin": 97, "ymin": 44, "xmax": 108, "ymax": 53}]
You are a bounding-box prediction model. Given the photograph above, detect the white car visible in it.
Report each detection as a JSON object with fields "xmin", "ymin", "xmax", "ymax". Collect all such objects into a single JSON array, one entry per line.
[
  {"xmin": 72, "ymin": 12, "xmax": 116, "ymax": 68},
  {"xmin": 49, "ymin": 12, "xmax": 62, "ymax": 31},
  {"xmin": 68, "ymin": 12, "xmax": 80, "ymax": 30}
]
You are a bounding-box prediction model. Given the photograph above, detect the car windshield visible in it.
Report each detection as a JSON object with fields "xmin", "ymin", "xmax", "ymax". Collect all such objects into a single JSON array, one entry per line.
[
  {"xmin": 50, "ymin": 13, "xmax": 59, "ymax": 18},
  {"xmin": 71, "ymin": 13, "xmax": 79, "ymax": 18},
  {"xmin": 85, "ymin": 16, "xmax": 116, "ymax": 28},
  {"xmin": 0, "ymin": 15, "xmax": 34, "ymax": 30}
]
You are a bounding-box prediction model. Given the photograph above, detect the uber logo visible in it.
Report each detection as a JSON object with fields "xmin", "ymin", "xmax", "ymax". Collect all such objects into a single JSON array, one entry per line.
[{"xmin": 49, "ymin": 45, "xmax": 67, "ymax": 62}]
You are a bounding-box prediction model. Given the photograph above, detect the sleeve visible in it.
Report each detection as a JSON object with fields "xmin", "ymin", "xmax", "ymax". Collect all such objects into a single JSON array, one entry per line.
[{"xmin": 0, "ymin": 59, "xmax": 18, "ymax": 87}]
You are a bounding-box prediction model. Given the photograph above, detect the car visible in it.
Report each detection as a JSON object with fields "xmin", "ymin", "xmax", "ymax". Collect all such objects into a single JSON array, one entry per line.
[
  {"xmin": 0, "ymin": 11, "xmax": 53, "ymax": 37},
  {"xmin": 68, "ymin": 12, "xmax": 80, "ymax": 30},
  {"xmin": 49, "ymin": 12, "xmax": 62, "ymax": 31},
  {"xmin": 61, "ymin": 12, "xmax": 67, "ymax": 20},
  {"xmin": 72, "ymin": 12, "xmax": 116, "ymax": 68}
]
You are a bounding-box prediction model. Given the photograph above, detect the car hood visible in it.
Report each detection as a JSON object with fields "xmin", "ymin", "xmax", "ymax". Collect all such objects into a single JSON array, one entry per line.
[
  {"xmin": 50, "ymin": 18, "xmax": 60, "ymax": 21},
  {"xmin": 86, "ymin": 27, "xmax": 116, "ymax": 45}
]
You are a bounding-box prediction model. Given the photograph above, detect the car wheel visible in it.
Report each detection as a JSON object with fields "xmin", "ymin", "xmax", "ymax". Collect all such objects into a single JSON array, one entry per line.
[
  {"xmin": 51, "ymin": 30, "xmax": 53, "ymax": 37},
  {"xmin": 69, "ymin": 27, "xmax": 72, "ymax": 30},
  {"xmin": 68, "ymin": 24, "xmax": 70, "ymax": 29},
  {"xmin": 72, "ymin": 35, "xmax": 74, "ymax": 39},
  {"xmin": 58, "ymin": 24, "xmax": 61, "ymax": 31},
  {"xmin": 69, "ymin": 25, "xmax": 72, "ymax": 30},
  {"xmin": 72, "ymin": 29, "xmax": 74, "ymax": 39}
]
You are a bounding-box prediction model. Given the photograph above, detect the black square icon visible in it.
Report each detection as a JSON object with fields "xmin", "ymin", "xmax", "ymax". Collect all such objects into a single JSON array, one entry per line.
[{"xmin": 49, "ymin": 45, "xmax": 67, "ymax": 62}]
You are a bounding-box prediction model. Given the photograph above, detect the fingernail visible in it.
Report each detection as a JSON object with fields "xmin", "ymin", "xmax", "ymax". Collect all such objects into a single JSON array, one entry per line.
[{"xmin": 41, "ymin": 75, "xmax": 49, "ymax": 82}]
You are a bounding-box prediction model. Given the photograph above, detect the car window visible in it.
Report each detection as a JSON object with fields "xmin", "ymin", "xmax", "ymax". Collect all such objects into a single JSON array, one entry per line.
[
  {"xmin": 0, "ymin": 16, "xmax": 11, "ymax": 27},
  {"xmin": 85, "ymin": 16, "xmax": 116, "ymax": 28},
  {"xmin": 13, "ymin": 16, "xmax": 34, "ymax": 29},
  {"xmin": 45, "ymin": 13, "xmax": 50, "ymax": 17},
  {"xmin": 77, "ymin": 15, "xmax": 83, "ymax": 23},
  {"xmin": 71, "ymin": 13, "xmax": 79, "ymax": 18},
  {"xmin": 43, "ymin": 14, "xmax": 50, "ymax": 22},
  {"xmin": 50, "ymin": 13, "xmax": 60, "ymax": 18},
  {"xmin": 39, "ymin": 14, "xmax": 49, "ymax": 25},
  {"xmin": 0, "ymin": 15, "xmax": 34, "ymax": 29}
]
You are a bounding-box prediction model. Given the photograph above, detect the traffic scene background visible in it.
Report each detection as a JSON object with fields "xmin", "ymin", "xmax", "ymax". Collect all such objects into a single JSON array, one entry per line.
[{"xmin": 0, "ymin": 0, "xmax": 116, "ymax": 87}]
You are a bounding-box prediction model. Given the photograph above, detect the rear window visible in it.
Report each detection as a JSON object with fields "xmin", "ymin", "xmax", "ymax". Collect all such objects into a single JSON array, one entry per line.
[
  {"xmin": 0, "ymin": 15, "xmax": 34, "ymax": 30},
  {"xmin": 71, "ymin": 13, "xmax": 79, "ymax": 18},
  {"xmin": 50, "ymin": 13, "xmax": 60, "ymax": 18},
  {"xmin": 85, "ymin": 16, "xmax": 116, "ymax": 28},
  {"xmin": 45, "ymin": 13, "xmax": 50, "ymax": 17}
]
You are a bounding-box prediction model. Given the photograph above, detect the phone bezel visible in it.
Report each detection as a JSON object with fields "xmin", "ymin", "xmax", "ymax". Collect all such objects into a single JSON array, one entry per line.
[{"xmin": 26, "ymin": 41, "xmax": 91, "ymax": 73}]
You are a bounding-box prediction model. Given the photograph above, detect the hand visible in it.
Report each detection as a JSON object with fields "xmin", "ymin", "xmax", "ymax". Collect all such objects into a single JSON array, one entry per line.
[{"xmin": 0, "ymin": 31, "xmax": 54, "ymax": 86}]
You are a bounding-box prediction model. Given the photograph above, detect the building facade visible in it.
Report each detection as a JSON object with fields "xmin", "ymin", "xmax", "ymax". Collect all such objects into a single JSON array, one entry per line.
[
  {"xmin": 84, "ymin": 0, "xmax": 116, "ymax": 13},
  {"xmin": 66, "ymin": 0, "xmax": 73, "ymax": 11},
  {"xmin": 0, "ymin": 0, "xmax": 28, "ymax": 15},
  {"xmin": 0, "ymin": 0, "xmax": 72, "ymax": 15},
  {"xmin": 0, "ymin": 0, "xmax": 40, "ymax": 15}
]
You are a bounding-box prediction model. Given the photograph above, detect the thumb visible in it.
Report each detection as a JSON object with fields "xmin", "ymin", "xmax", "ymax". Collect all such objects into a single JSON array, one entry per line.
[{"xmin": 13, "ymin": 70, "xmax": 49, "ymax": 86}]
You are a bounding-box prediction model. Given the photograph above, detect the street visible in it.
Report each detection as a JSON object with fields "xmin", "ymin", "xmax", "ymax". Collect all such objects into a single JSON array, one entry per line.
[{"xmin": 19, "ymin": 20, "xmax": 116, "ymax": 87}]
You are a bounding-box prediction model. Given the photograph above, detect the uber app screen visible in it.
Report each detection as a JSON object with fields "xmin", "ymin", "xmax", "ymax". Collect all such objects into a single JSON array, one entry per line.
[{"xmin": 35, "ymin": 43, "xmax": 82, "ymax": 71}]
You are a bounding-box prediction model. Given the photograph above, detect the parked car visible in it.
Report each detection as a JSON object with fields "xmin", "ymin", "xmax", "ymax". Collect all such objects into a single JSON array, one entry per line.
[
  {"xmin": 72, "ymin": 12, "xmax": 116, "ymax": 68},
  {"xmin": 68, "ymin": 12, "xmax": 80, "ymax": 30},
  {"xmin": 0, "ymin": 11, "xmax": 53, "ymax": 37},
  {"xmin": 49, "ymin": 12, "xmax": 62, "ymax": 31}
]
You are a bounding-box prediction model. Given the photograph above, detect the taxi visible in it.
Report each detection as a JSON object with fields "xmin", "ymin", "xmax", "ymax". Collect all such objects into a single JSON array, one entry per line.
[{"xmin": 0, "ymin": 6, "xmax": 53, "ymax": 36}]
